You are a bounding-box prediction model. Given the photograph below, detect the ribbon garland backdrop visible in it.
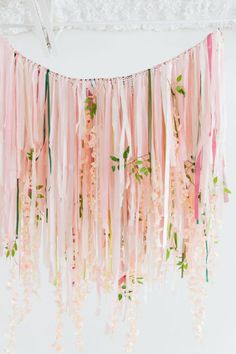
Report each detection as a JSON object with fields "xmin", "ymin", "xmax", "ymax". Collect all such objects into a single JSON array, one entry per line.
[{"xmin": 0, "ymin": 30, "xmax": 229, "ymax": 353}]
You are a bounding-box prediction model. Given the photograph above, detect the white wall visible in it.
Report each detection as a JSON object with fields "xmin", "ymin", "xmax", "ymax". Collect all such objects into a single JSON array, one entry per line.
[{"xmin": 0, "ymin": 29, "xmax": 235, "ymax": 354}]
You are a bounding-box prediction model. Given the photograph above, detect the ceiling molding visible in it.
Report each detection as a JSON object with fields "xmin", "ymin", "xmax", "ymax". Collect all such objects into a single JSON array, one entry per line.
[{"xmin": 0, "ymin": 0, "xmax": 236, "ymax": 33}]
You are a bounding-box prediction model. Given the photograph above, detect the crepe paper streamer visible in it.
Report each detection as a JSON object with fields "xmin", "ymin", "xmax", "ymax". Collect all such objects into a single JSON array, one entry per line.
[{"xmin": 0, "ymin": 30, "xmax": 229, "ymax": 352}]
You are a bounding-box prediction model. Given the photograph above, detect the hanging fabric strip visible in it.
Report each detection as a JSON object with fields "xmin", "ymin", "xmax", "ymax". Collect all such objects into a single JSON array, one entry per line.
[
  {"xmin": 148, "ymin": 68, "xmax": 152, "ymax": 161},
  {"xmin": 160, "ymin": 61, "xmax": 173, "ymax": 249}
]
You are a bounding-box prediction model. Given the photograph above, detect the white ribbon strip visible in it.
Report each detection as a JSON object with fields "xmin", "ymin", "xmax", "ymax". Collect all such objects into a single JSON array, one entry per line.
[{"xmin": 161, "ymin": 62, "xmax": 172, "ymax": 249}]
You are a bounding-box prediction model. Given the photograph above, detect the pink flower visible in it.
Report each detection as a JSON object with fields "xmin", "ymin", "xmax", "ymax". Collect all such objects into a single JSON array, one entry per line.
[
  {"xmin": 28, "ymin": 188, "xmax": 32, "ymax": 198},
  {"xmin": 118, "ymin": 274, "xmax": 126, "ymax": 286}
]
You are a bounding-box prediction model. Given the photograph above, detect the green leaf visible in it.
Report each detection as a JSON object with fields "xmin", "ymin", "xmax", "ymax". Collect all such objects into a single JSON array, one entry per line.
[
  {"xmin": 177, "ymin": 261, "xmax": 183, "ymax": 266},
  {"xmin": 27, "ymin": 149, "xmax": 34, "ymax": 161},
  {"xmin": 121, "ymin": 284, "xmax": 126, "ymax": 289},
  {"xmin": 224, "ymin": 187, "xmax": 231, "ymax": 194},
  {"xmin": 136, "ymin": 160, "xmax": 142, "ymax": 165},
  {"xmin": 11, "ymin": 249, "xmax": 15, "ymax": 257},
  {"xmin": 123, "ymin": 151, "xmax": 127, "ymax": 160},
  {"xmin": 176, "ymin": 86, "xmax": 182, "ymax": 93},
  {"xmin": 36, "ymin": 185, "xmax": 44, "ymax": 190},
  {"xmin": 137, "ymin": 280, "xmax": 143, "ymax": 285},
  {"xmin": 14, "ymin": 241, "xmax": 17, "ymax": 251},
  {"xmin": 186, "ymin": 174, "xmax": 192, "ymax": 182},
  {"xmin": 168, "ymin": 223, "xmax": 172, "ymax": 239},
  {"xmin": 6, "ymin": 250, "xmax": 10, "ymax": 258},
  {"xmin": 91, "ymin": 105, "xmax": 97, "ymax": 118},
  {"xmin": 123, "ymin": 146, "xmax": 130, "ymax": 160},
  {"xmin": 174, "ymin": 232, "xmax": 178, "ymax": 250},
  {"xmin": 176, "ymin": 86, "xmax": 186, "ymax": 96},
  {"xmin": 112, "ymin": 166, "xmax": 116, "ymax": 172},
  {"xmin": 213, "ymin": 176, "xmax": 218, "ymax": 184},
  {"xmin": 118, "ymin": 293, "xmax": 122, "ymax": 301},
  {"xmin": 85, "ymin": 98, "xmax": 97, "ymax": 119},
  {"xmin": 128, "ymin": 296, "xmax": 132, "ymax": 301},
  {"xmin": 37, "ymin": 194, "xmax": 44, "ymax": 199},
  {"xmin": 46, "ymin": 208, "xmax": 49, "ymax": 223},
  {"xmin": 110, "ymin": 155, "xmax": 119, "ymax": 162},
  {"xmin": 135, "ymin": 173, "xmax": 141, "ymax": 182},
  {"xmin": 166, "ymin": 248, "xmax": 171, "ymax": 261},
  {"xmin": 183, "ymin": 263, "xmax": 188, "ymax": 270},
  {"xmin": 140, "ymin": 167, "xmax": 147, "ymax": 173},
  {"xmin": 177, "ymin": 74, "xmax": 182, "ymax": 82}
]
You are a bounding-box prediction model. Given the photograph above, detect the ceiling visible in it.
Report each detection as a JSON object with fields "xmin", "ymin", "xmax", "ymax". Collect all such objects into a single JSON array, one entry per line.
[{"xmin": 0, "ymin": 0, "xmax": 236, "ymax": 33}]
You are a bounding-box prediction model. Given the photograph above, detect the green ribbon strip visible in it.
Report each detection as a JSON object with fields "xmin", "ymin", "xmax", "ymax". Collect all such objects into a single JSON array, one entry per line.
[
  {"xmin": 46, "ymin": 207, "xmax": 49, "ymax": 223},
  {"xmin": 43, "ymin": 72, "xmax": 48, "ymax": 145},
  {"xmin": 44, "ymin": 69, "xmax": 52, "ymax": 173}
]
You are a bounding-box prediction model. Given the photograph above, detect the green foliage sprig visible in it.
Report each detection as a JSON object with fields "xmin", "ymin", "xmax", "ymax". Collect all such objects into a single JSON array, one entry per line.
[
  {"xmin": 27, "ymin": 148, "xmax": 34, "ymax": 161},
  {"xmin": 118, "ymin": 283, "xmax": 133, "ymax": 301},
  {"xmin": 224, "ymin": 187, "xmax": 231, "ymax": 194},
  {"xmin": 6, "ymin": 240, "xmax": 18, "ymax": 258},
  {"xmin": 85, "ymin": 97, "xmax": 97, "ymax": 119},
  {"xmin": 184, "ymin": 155, "xmax": 195, "ymax": 185},
  {"xmin": 166, "ymin": 223, "xmax": 178, "ymax": 260},
  {"xmin": 177, "ymin": 248, "xmax": 188, "ymax": 278},
  {"xmin": 165, "ymin": 223, "xmax": 188, "ymax": 278},
  {"xmin": 118, "ymin": 275, "xmax": 144, "ymax": 302},
  {"xmin": 28, "ymin": 184, "xmax": 45, "ymax": 226},
  {"xmin": 110, "ymin": 146, "xmax": 151, "ymax": 183},
  {"xmin": 175, "ymin": 74, "xmax": 186, "ymax": 96},
  {"xmin": 27, "ymin": 148, "xmax": 42, "ymax": 162},
  {"xmin": 213, "ymin": 176, "xmax": 232, "ymax": 195}
]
